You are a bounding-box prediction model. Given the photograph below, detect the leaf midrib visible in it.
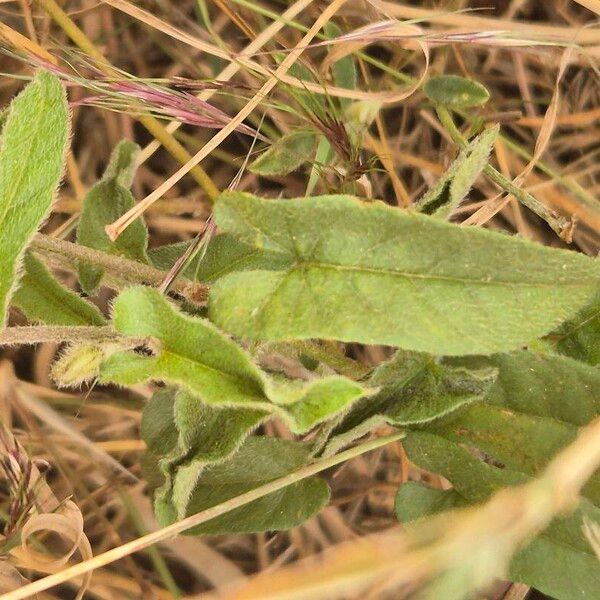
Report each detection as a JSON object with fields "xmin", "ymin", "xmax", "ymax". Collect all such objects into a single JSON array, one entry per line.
[{"xmin": 283, "ymin": 261, "xmax": 597, "ymax": 289}]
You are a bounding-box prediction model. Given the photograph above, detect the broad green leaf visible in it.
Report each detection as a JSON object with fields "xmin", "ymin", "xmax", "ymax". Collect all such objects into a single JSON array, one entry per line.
[
  {"xmin": 100, "ymin": 286, "xmax": 368, "ymax": 433},
  {"xmin": 176, "ymin": 437, "xmax": 329, "ymax": 534},
  {"xmin": 12, "ymin": 253, "xmax": 106, "ymax": 326},
  {"xmin": 149, "ymin": 233, "xmax": 292, "ymax": 283},
  {"xmin": 250, "ymin": 131, "xmax": 316, "ymax": 177},
  {"xmin": 209, "ymin": 192, "xmax": 600, "ymax": 355},
  {"xmin": 321, "ymin": 351, "xmax": 495, "ymax": 456},
  {"xmin": 400, "ymin": 432, "xmax": 600, "ymax": 600},
  {"xmin": 76, "ymin": 139, "xmax": 148, "ymax": 294},
  {"xmin": 552, "ymin": 293, "xmax": 600, "ymax": 365},
  {"xmin": 415, "ymin": 126, "xmax": 498, "ymax": 218},
  {"xmin": 425, "ymin": 355, "xmax": 600, "ymax": 504},
  {"xmin": 423, "ymin": 75, "xmax": 490, "ymax": 108},
  {"xmin": 0, "ymin": 71, "xmax": 69, "ymax": 325}
]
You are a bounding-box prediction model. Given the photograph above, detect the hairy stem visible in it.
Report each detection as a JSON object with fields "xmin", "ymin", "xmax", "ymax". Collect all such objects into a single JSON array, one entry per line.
[
  {"xmin": 30, "ymin": 234, "xmax": 208, "ymax": 304},
  {"xmin": 0, "ymin": 325, "xmax": 143, "ymax": 346},
  {"xmin": 436, "ymin": 106, "xmax": 569, "ymax": 239}
]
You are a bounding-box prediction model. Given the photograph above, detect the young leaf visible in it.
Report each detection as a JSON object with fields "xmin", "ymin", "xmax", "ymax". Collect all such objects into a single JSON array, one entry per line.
[
  {"xmin": 76, "ymin": 139, "xmax": 148, "ymax": 294},
  {"xmin": 141, "ymin": 387, "xmax": 266, "ymax": 522},
  {"xmin": 0, "ymin": 71, "xmax": 69, "ymax": 325},
  {"xmin": 100, "ymin": 286, "xmax": 367, "ymax": 433},
  {"xmin": 423, "ymin": 75, "xmax": 490, "ymax": 108},
  {"xmin": 12, "ymin": 253, "xmax": 106, "ymax": 326},
  {"xmin": 416, "ymin": 126, "xmax": 499, "ymax": 219},
  {"xmin": 321, "ymin": 351, "xmax": 496, "ymax": 457},
  {"xmin": 172, "ymin": 437, "xmax": 329, "ymax": 534},
  {"xmin": 209, "ymin": 192, "xmax": 600, "ymax": 356},
  {"xmin": 250, "ymin": 131, "xmax": 316, "ymax": 177}
]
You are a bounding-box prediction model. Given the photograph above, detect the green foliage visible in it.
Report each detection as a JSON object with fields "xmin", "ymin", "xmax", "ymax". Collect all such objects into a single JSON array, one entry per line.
[
  {"xmin": 0, "ymin": 71, "xmax": 69, "ymax": 325},
  {"xmin": 13, "ymin": 253, "xmax": 105, "ymax": 326},
  {"xmin": 423, "ymin": 75, "xmax": 490, "ymax": 108},
  {"xmin": 77, "ymin": 139, "xmax": 148, "ymax": 294},
  {"xmin": 396, "ymin": 351, "xmax": 600, "ymax": 599},
  {"xmin": 417, "ymin": 126, "xmax": 499, "ymax": 219},
  {"xmin": 321, "ymin": 351, "xmax": 496, "ymax": 457},
  {"xmin": 141, "ymin": 387, "xmax": 266, "ymax": 524},
  {"xmin": 553, "ymin": 293, "xmax": 600, "ymax": 365},
  {"xmin": 100, "ymin": 286, "xmax": 368, "ymax": 433},
  {"xmin": 180, "ymin": 437, "xmax": 329, "ymax": 534},
  {"xmin": 142, "ymin": 389, "xmax": 328, "ymax": 533},
  {"xmin": 209, "ymin": 192, "xmax": 600, "ymax": 355},
  {"xmin": 250, "ymin": 131, "xmax": 316, "ymax": 176}
]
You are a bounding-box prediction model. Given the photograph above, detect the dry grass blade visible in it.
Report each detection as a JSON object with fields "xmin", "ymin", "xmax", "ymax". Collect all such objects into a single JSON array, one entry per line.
[
  {"xmin": 0, "ymin": 426, "xmax": 92, "ymax": 600},
  {"xmin": 105, "ymin": 0, "xmax": 350, "ymax": 241},
  {"xmin": 1, "ymin": 433, "xmax": 403, "ymax": 600}
]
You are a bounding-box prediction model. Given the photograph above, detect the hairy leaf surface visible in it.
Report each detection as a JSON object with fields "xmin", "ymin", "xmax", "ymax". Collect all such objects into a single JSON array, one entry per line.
[
  {"xmin": 397, "ymin": 351, "xmax": 600, "ymax": 599},
  {"xmin": 13, "ymin": 254, "xmax": 105, "ymax": 326},
  {"xmin": 321, "ymin": 350, "xmax": 495, "ymax": 456},
  {"xmin": 0, "ymin": 71, "xmax": 69, "ymax": 324},
  {"xmin": 101, "ymin": 286, "xmax": 367, "ymax": 432},
  {"xmin": 400, "ymin": 433, "xmax": 600, "ymax": 600},
  {"xmin": 77, "ymin": 139, "xmax": 147, "ymax": 294},
  {"xmin": 209, "ymin": 193, "xmax": 600, "ymax": 355},
  {"xmin": 180, "ymin": 437, "xmax": 329, "ymax": 535}
]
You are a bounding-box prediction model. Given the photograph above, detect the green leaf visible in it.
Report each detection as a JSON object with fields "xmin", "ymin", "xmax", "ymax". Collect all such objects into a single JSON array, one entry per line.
[
  {"xmin": 209, "ymin": 192, "xmax": 600, "ymax": 355},
  {"xmin": 76, "ymin": 139, "xmax": 148, "ymax": 294},
  {"xmin": 250, "ymin": 131, "xmax": 316, "ymax": 177},
  {"xmin": 149, "ymin": 233, "xmax": 292, "ymax": 283},
  {"xmin": 400, "ymin": 432, "xmax": 600, "ymax": 600},
  {"xmin": 423, "ymin": 75, "xmax": 490, "ymax": 108},
  {"xmin": 100, "ymin": 286, "xmax": 368, "ymax": 433},
  {"xmin": 429, "ymin": 353, "xmax": 600, "ymax": 500},
  {"xmin": 394, "ymin": 481, "xmax": 464, "ymax": 522},
  {"xmin": 321, "ymin": 351, "xmax": 495, "ymax": 456},
  {"xmin": 176, "ymin": 437, "xmax": 329, "ymax": 535},
  {"xmin": 141, "ymin": 387, "xmax": 265, "ymax": 521},
  {"xmin": 306, "ymin": 135, "xmax": 332, "ymax": 196},
  {"xmin": 417, "ymin": 126, "xmax": 499, "ymax": 219},
  {"xmin": 0, "ymin": 71, "xmax": 69, "ymax": 325},
  {"xmin": 12, "ymin": 253, "xmax": 106, "ymax": 326},
  {"xmin": 396, "ymin": 351, "xmax": 600, "ymax": 599},
  {"xmin": 325, "ymin": 22, "xmax": 356, "ymax": 107},
  {"xmin": 552, "ymin": 293, "xmax": 600, "ymax": 365}
]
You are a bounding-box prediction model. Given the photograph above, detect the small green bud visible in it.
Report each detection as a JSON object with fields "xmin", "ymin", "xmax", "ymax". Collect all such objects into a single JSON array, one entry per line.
[{"xmin": 51, "ymin": 344, "xmax": 118, "ymax": 388}]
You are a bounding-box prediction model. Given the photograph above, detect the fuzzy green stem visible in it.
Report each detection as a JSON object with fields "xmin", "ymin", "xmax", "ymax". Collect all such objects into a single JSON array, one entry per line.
[
  {"xmin": 30, "ymin": 234, "xmax": 208, "ymax": 304},
  {"xmin": 0, "ymin": 325, "xmax": 143, "ymax": 346},
  {"xmin": 436, "ymin": 106, "xmax": 569, "ymax": 239}
]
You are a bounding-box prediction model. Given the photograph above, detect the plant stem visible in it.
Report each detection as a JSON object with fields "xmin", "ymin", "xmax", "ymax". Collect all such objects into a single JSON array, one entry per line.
[
  {"xmin": 436, "ymin": 106, "xmax": 570, "ymax": 239},
  {"xmin": 4, "ymin": 431, "xmax": 404, "ymax": 600},
  {"xmin": 35, "ymin": 0, "xmax": 220, "ymax": 202},
  {"xmin": 0, "ymin": 325, "xmax": 142, "ymax": 346},
  {"xmin": 30, "ymin": 234, "xmax": 208, "ymax": 304}
]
